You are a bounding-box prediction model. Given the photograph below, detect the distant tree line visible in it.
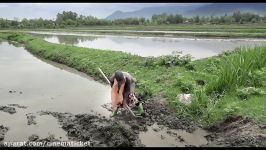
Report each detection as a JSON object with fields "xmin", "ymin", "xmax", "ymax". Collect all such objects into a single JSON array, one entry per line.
[{"xmin": 1, "ymin": 11, "xmax": 266, "ymax": 29}]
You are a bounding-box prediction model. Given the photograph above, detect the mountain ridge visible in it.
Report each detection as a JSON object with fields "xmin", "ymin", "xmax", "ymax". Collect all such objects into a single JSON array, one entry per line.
[{"xmin": 106, "ymin": 3, "xmax": 266, "ymax": 20}]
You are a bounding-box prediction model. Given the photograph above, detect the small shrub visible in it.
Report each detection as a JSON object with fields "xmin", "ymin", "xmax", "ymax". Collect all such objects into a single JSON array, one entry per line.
[
  {"xmin": 185, "ymin": 62, "xmax": 196, "ymax": 71},
  {"xmin": 155, "ymin": 74, "xmax": 170, "ymax": 83},
  {"xmin": 155, "ymin": 51, "xmax": 192, "ymax": 68},
  {"xmin": 204, "ymin": 58, "xmax": 220, "ymax": 73},
  {"xmin": 180, "ymin": 82, "xmax": 195, "ymax": 94},
  {"xmin": 178, "ymin": 54, "xmax": 192, "ymax": 66},
  {"xmin": 173, "ymin": 76, "xmax": 196, "ymax": 94},
  {"xmin": 247, "ymin": 67, "xmax": 266, "ymax": 87},
  {"xmin": 236, "ymin": 87, "xmax": 266, "ymax": 100},
  {"xmin": 223, "ymin": 102, "xmax": 240, "ymax": 116},
  {"xmin": 195, "ymin": 79, "xmax": 205, "ymax": 86},
  {"xmin": 135, "ymin": 80, "xmax": 153, "ymax": 101},
  {"xmin": 144, "ymin": 57, "xmax": 156, "ymax": 67},
  {"xmin": 220, "ymin": 50, "xmax": 234, "ymax": 56},
  {"xmin": 188, "ymin": 89, "xmax": 208, "ymax": 116}
]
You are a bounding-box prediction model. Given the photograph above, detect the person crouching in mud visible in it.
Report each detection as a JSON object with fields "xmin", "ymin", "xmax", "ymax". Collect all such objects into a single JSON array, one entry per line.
[{"xmin": 109, "ymin": 71, "xmax": 144, "ymax": 117}]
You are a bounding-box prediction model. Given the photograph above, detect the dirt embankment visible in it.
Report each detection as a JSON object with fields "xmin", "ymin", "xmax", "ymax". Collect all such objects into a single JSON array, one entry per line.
[{"xmin": 204, "ymin": 116, "xmax": 266, "ymax": 147}]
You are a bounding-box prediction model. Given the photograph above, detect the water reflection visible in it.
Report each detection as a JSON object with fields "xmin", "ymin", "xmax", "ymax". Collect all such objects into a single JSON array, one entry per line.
[
  {"xmin": 36, "ymin": 34, "xmax": 99, "ymax": 46},
  {"xmin": 0, "ymin": 41, "xmax": 111, "ymax": 142},
  {"xmin": 30, "ymin": 32, "xmax": 266, "ymax": 59}
]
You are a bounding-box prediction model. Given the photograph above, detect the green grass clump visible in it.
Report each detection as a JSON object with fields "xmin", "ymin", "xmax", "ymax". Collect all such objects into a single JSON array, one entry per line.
[
  {"xmin": 247, "ymin": 67, "xmax": 266, "ymax": 87},
  {"xmin": 206, "ymin": 46, "xmax": 266, "ymax": 95},
  {"xmin": 236, "ymin": 87, "xmax": 265, "ymax": 100},
  {"xmin": 175, "ymin": 78, "xmax": 196, "ymax": 94}
]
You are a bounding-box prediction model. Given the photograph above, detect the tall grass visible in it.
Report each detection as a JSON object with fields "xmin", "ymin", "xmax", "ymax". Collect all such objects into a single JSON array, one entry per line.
[{"xmin": 206, "ymin": 46, "xmax": 266, "ymax": 95}]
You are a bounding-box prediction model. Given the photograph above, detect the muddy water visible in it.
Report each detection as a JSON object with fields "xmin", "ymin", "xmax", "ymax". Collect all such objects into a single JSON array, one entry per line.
[
  {"xmin": 139, "ymin": 123, "xmax": 208, "ymax": 147},
  {"xmin": 29, "ymin": 31, "xmax": 266, "ymax": 59},
  {"xmin": 0, "ymin": 41, "xmax": 209, "ymax": 147},
  {"xmin": 0, "ymin": 41, "xmax": 111, "ymax": 142}
]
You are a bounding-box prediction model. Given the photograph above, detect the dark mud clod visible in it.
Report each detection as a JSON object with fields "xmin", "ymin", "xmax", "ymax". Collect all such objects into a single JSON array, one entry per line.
[
  {"xmin": 26, "ymin": 113, "xmax": 37, "ymax": 125},
  {"xmin": 152, "ymin": 128, "xmax": 159, "ymax": 132},
  {"xmin": 178, "ymin": 136, "xmax": 185, "ymax": 142},
  {"xmin": 28, "ymin": 134, "xmax": 39, "ymax": 141},
  {"xmin": 0, "ymin": 106, "xmax": 16, "ymax": 114},
  {"xmin": 8, "ymin": 104, "xmax": 27, "ymax": 109},
  {"xmin": 0, "ymin": 125, "xmax": 8, "ymax": 141}
]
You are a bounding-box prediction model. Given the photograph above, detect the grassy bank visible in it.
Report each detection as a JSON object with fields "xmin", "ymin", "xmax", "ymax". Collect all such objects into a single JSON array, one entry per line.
[
  {"xmin": 2, "ymin": 23, "xmax": 266, "ymax": 38},
  {"xmin": 0, "ymin": 32, "xmax": 266, "ymax": 126},
  {"xmin": 29, "ymin": 29, "xmax": 266, "ymax": 38},
  {"xmin": 16, "ymin": 23, "xmax": 266, "ymax": 32}
]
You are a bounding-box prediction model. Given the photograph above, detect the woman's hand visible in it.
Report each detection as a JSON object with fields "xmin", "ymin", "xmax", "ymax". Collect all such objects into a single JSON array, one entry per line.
[{"xmin": 129, "ymin": 93, "xmax": 135, "ymax": 100}]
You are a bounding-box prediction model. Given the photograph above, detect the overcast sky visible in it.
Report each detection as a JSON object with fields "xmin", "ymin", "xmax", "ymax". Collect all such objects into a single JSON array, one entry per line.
[{"xmin": 0, "ymin": 3, "xmax": 204, "ymax": 20}]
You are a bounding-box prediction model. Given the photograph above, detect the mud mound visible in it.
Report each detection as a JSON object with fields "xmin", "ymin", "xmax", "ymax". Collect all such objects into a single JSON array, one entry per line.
[
  {"xmin": 103, "ymin": 97, "xmax": 197, "ymax": 134},
  {"xmin": 204, "ymin": 116, "xmax": 266, "ymax": 147},
  {"xmin": 25, "ymin": 134, "xmax": 62, "ymax": 147},
  {"xmin": 38, "ymin": 111, "xmax": 142, "ymax": 147},
  {"xmin": 0, "ymin": 106, "xmax": 16, "ymax": 114},
  {"xmin": 8, "ymin": 104, "xmax": 27, "ymax": 109},
  {"xmin": 144, "ymin": 99, "xmax": 196, "ymax": 133},
  {"xmin": 113, "ymin": 98, "xmax": 196, "ymax": 132}
]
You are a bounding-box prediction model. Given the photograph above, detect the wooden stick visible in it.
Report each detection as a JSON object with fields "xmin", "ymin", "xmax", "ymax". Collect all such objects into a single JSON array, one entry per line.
[
  {"xmin": 125, "ymin": 104, "xmax": 136, "ymax": 117},
  {"xmin": 98, "ymin": 67, "xmax": 110, "ymax": 84}
]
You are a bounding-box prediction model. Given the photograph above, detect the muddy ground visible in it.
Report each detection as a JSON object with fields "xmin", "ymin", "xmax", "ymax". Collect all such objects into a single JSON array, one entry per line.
[
  {"xmin": 0, "ymin": 125, "xmax": 8, "ymax": 147},
  {"xmin": 34, "ymin": 97, "xmax": 197, "ymax": 147},
  {"xmin": 1, "ymin": 98, "xmax": 266, "ymax": 147}
]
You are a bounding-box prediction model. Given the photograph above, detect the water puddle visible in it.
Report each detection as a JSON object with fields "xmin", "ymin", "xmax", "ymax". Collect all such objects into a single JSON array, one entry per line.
[{"xmin": 139, "ymin": 123, "xmax": 208, "ymax": 147}]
